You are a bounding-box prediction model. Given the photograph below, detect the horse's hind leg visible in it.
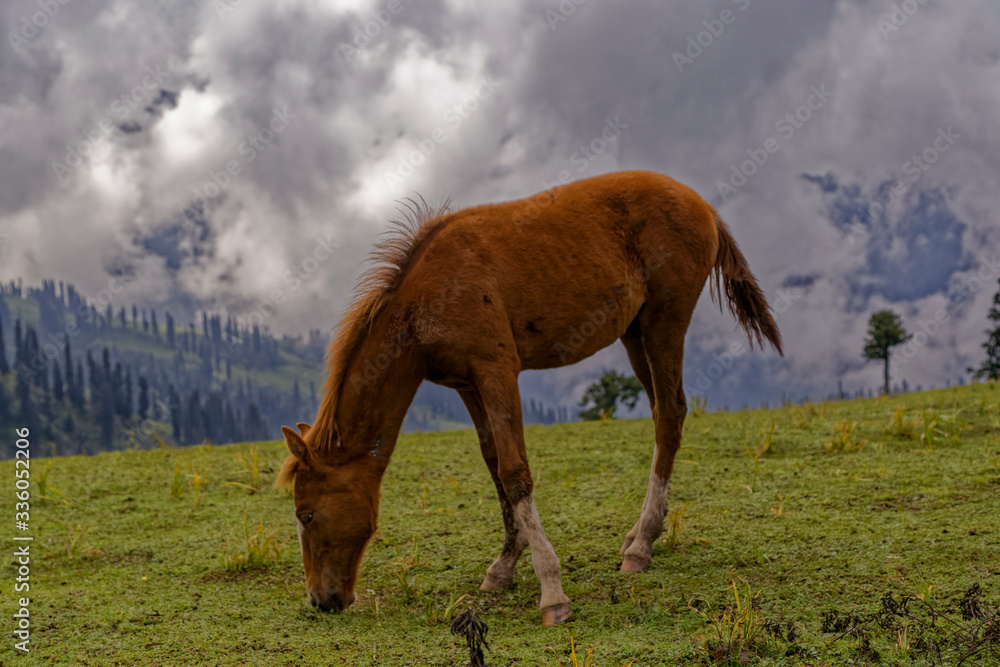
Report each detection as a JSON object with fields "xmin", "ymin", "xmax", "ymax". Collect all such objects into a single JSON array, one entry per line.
[
  {"xmin": 618, "ymin": 315, "xmax": 657, "ymax": 557},
  {"xmin": 459, "ymin": 389, "xmax": 528, "ymax": 590},
  {"xmin": 620, "ymin": 308, "xmax": 689, "ymax": 573}
]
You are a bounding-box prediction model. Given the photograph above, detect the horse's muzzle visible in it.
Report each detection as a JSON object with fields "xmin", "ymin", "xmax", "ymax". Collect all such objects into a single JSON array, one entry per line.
[{"xmin": 309, "ymin": 589, "xmax": 354, "ymax": 613}]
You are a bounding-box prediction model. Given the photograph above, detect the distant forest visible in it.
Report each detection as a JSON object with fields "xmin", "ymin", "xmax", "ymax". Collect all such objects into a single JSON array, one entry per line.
[{"xmin": 0, "ymin": 279, "xmax": 570, "ymax": 458}]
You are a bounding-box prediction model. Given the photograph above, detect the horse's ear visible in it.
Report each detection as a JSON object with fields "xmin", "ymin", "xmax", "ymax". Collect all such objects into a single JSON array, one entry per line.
[
  {"xmin": 281, "ymin": 425, "xmax": 309, "ymax": 461},
  {"xmin": 296, "ymin": 422, "xmax": 312, "ymax": 437}
]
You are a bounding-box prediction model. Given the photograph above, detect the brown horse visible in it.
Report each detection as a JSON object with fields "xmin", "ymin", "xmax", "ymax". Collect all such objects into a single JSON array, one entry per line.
[{"xmin": 277, "ymin": 170, "xmax": 782, "ymax": 625}]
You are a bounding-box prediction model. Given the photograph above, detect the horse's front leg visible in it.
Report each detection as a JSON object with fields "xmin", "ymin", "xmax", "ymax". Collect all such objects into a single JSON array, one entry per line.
[
  {"xmin": 474, "ymin": 367, "xmax": 571, "ymax": 626},
  {"xmin": 459, "ymin": 389, "xmax": 528, "ymax": 590}
]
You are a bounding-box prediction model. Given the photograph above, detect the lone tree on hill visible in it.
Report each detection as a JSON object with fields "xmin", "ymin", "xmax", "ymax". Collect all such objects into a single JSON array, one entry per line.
[
  {"xmin": 968, "ymin": 278, "xmax": 1000, "ymax": 381},
  {"xmin": 579, "ymin": 370, "xmax": 644, "ymax": 421},
  {"xmin": 863, "ymin": 310, "xmax": 911, "ymax": 396}
]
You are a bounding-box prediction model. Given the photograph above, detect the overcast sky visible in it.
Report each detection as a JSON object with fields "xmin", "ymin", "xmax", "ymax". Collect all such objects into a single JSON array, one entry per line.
[{"xmin": 2, "ymin": 0, "xmax": 999, "ymax": 409}]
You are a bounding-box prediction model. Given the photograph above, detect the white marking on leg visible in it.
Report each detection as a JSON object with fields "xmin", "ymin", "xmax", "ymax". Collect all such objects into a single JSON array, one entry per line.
[
  {"xmin": 483, "ymin": 514, "xmax": 528, "ymax": 587},
  {"xmin": 639, "ymin": 471, "xmax": 671, "ymax": 538},
  {"xmin": 623, "ymin": 472, "xmax": 671, "ymax": 563},
  {"xmin": 513, "ymin": 495, "xmax": 569, "ymax": 610}
]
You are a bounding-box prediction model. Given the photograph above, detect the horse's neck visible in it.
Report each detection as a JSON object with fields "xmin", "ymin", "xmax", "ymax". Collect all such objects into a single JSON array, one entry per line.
[{"xmin": 335, "ymin": 325, "xmax": 422, "ymax": 458}]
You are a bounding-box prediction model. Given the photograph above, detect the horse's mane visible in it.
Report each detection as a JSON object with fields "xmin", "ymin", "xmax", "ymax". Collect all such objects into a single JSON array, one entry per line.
[{"xmin": 307, "ymin": 197, "xmax": 452, "ymax": 456}]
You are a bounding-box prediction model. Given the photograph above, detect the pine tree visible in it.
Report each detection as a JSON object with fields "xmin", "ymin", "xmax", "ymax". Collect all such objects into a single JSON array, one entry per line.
[
  {"xmin": 102, "ymin": 348, "xmax": 111, "ymax": 382},
  {"xmin": 138, "ymin": 376, "xmax": 150, "ymax": 420},
  {"xmin": 168, "ymin": 384, "xmax": 181, "ymax": 442},
  {"xmin": 123, "ymin": 366, "xmax": 133, "ymax": 420},
  {"xmin": 244, "ymin": 402, "xmax": 269, "ymax": 441},
  {"xmin": 63, "ymin": 334, "xmax": 74, "ymax": 403},
  {"xmin": 52, "ymin": 360, "xmax": 64, "ymax": 401},
  {"xmin": 0, "ymin": 381, "xmax": 11, "ymax": 422},
  {"xmin": 184, "ymin": 389, "xmax": 204, "ymax": 445},
  {"xmin": 16, "ymin": 372, "xmax": 40, "ymax": 439},
  {"xmin": 13, "ymin": 319, "xmax": 22, "ymax": 365},
  {"xmin": 166, "ymin": 312, "xmax": 175, "ymax": 347},
  {"xmin": 969, "ymin": 278, "xmax": 1000, "ymax": 381},
  {"xmin": 151, "ymin": 310, "xmax": 160, "ymax": 339},
  {"xmin": 75, "ymin": 360, "xmax": 85, "ymax": 410},
  {"xmin": 24, "ymin": 327, "xmax": 46, "ymax": 392},
  {"xmin": 0, "ymin": 313, "xmax": 9, "ymax": 374},
  {"xmin": 99, "ymin": 384, "xmax": 114, "ymax": 449},
  {"xmin": 863, "ymin": 310, "xmax": 911, "ymax": 395}
]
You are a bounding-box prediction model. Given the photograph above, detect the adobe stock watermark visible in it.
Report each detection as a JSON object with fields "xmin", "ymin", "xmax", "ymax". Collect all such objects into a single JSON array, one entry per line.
[
  {"xmin": 716, "ymin": 84, "xmax": 833, "ymax": 202},
  {"xmin": 544, "ymin": 0, "xmax": 590, "ymax": 32},
  {"xmin": 7, "ymin": 0, "xmax": 73, "ymax": 55},
  {"xmin": 223, "ymin": 233, "xmax": 340, "ymax": 353},
  {"xmin": 877, "ymin": 0, "xmax": 930, "ymax": 40},
  {"xmin": 844, "ymin": 126, "xmax": 960, "ymax": 244},
  {"xmin": 552, "ymin": 247, "xmax": 670, "ymax": 363},
  {"xmin": 947, "ymin": 253, "xmax": 1000, "ymax": 312},
  {"xmin": 382, "ymin": 76, "xmax": 502, "ymax": 191},
  {"xmin": 672, "ymin": 0, "xmax": 751, "ymax": 74},
  {"xmin": 891, "ymin": 253, "xmax": 996, "ymax": 370},
  {"xmin": 213, "ymin": 0, "xmax": 247, "ymax": 20},
  {"xmin": 685, "ymin": 287, "xmax": 801, "ymax": 397},
  {"xmin": 540, "ymin": 116, "xmax": 629, "ymax": 190},
  {"xmin": 338, "ymin": 0, "xmax": 413, "ymax": 64},
  {"xmin": 178, "ymin": 105, "xmax": 296, "ymax": 219},
  {"xmin": 51, "ymin": 64, "xmax": 172, "ymax": 185}
]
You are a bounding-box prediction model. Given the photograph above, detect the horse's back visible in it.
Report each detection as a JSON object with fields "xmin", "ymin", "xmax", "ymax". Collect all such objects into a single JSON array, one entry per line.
[{"xmin": 404, "ymin": 171, "xmax": 719, "ymax": 371}]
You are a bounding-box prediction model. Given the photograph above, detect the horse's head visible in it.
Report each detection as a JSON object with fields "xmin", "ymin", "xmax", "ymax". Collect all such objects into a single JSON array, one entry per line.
[{"xmin": 279, "ymin": 422, "xmax": 381, "ymax": 613}]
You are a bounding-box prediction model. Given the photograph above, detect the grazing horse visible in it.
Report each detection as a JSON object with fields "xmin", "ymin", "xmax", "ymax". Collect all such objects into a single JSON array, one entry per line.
[{"xmin": 277, "ymin": 170, "xmax": 782, "ymax": 625}]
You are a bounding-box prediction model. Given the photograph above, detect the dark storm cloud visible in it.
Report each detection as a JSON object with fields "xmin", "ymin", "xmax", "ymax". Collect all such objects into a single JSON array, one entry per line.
[{"xmin": 1, "ymin": 0, "xmax": 998, "ymax": 410}]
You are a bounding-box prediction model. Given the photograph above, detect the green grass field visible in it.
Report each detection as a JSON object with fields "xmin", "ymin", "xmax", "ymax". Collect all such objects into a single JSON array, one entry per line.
[{"xmin": 3, "ymin": 384, "xmax": 999, "ymax": 665}]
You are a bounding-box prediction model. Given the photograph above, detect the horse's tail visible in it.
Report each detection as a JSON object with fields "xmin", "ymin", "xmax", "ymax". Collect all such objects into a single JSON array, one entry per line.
[{"xmin": 708, "ymin": 207, "xmax": 783, "ymax": 355}]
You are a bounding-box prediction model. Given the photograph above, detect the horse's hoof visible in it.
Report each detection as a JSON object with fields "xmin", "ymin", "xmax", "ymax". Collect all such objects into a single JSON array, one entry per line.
[
  {"xmin": 620, "ymin": 555, "xmax": 650, "ymax": 573},
  {"xmin": 541, "ymin": 602, "xmax": 572, "ymax": 626},
  {"xmin": 480, "ymin": 573, "xmax": 513, "ymax": 590}
]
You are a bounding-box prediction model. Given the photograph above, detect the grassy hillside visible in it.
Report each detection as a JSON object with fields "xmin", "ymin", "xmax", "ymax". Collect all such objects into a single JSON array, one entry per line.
[{"xmin": 2, "ymin": 384, "xmax": 999, "ymax": 665}]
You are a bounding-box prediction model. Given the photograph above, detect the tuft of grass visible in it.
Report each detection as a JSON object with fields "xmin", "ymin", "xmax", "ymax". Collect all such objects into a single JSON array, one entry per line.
[
  {"xmin": 548, "ymin": 630, "xmax": 594, "ymax": 667},
  {"xmin": 189, "ymin": 466, "xmax": 207, "ymax": 507},
  {"xmin": 422, "ymin": 591, "xmax": 470, "ymax": 626},
  {"xmin": 741, "ymin": 421, "xmax": 776, "ymax": 493},
  {"xmin": 663, "ymin": 502, "xmax": 690, "ymax": 550},
  {"xmin": 388, "ymin": 537, "xmax": 432, "ymax": 605},
  {"xmin": 221, "ymin": 507, "xmax": 282, "ymax": 572},
  {"xmin": 222, "ymin": 447, "xmax": 263, "ymax": 494},
  {"xmin": 689, "ymin": 394, "xmax": 708, "ymax": 418},
  {"xmin": 825, "ymin": 419, "xmax": 866, "ymax": 453},
  {"xmin": 747, "ymin": 421, "xmax": 775, "ymax": 461},
  {"xmin": 770, "ymin": 493, "xmax": 792, "ymax": 518},
  {"xmin": 170, "ymin": 460, "xmax": 185, "ymax": 499},
  {"xmin": 690, "ymin": 577, "xmax": 770, "ymax": 662},
  {"xmin": 44, "ymin": 523, "xmax": 104, "ymax": 560},
  {"xmin": 34, "ymin": 460, "xmax": 72, "ymax": 505},
  {"xmin": 884, "ymin": 406, "xmax": 920, "ymax": 439}
]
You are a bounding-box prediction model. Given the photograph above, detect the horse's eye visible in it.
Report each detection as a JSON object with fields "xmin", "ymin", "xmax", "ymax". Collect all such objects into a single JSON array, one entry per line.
[{"xmin": 300, "ymin": 512, "xmax": 314, "ymax": 526}]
